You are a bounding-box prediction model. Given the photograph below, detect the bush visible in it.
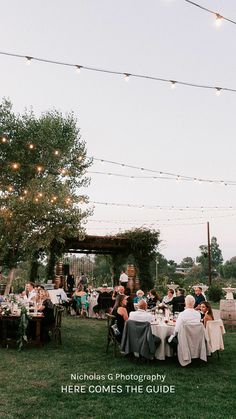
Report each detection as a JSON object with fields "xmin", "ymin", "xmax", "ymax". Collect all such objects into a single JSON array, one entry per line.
[{"xmin": 207, "ymin": 284, "xmax": 223, "ymax": 302}]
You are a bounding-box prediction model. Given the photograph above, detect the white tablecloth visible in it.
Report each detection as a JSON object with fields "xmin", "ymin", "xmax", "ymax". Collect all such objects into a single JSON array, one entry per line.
[
  {"xmin": 151, "ymin": 322, "xmax": 175, "ymax": 360},
  {"xmin": 88, "ymin": 295, "xmax": 98, "ymax": 318}
]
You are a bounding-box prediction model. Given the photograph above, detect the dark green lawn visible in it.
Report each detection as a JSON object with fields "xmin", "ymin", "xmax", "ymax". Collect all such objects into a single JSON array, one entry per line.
[{"xmin": 0, "ymin": 316, "xmax": 235, "ymax": 419}]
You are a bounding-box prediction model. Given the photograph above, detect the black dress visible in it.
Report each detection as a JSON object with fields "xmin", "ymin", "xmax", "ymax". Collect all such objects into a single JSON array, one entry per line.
[
  {"xmin": 41, "ymin": 298, "xmax": 55, "ymax": 342},
  {"xmin": 112, "ymin": 308, "xmax": 125, "ymax": 343}
]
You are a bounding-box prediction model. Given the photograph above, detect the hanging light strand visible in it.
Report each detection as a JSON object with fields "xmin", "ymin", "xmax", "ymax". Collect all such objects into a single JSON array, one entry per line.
[
  {"xmin": 90, "ymin": 201, "xmax": 236, "ymax": 211},
  {"xmin": 0, "ymin": 50, "xmax": 236, "ymax": 94},
  {"xmin": 90, "ymin": 158, "xmax": 236, "ymax": 186},
  {"xmin": 184, "ymin": 0, "xmax": 236, "ymax": 26}
]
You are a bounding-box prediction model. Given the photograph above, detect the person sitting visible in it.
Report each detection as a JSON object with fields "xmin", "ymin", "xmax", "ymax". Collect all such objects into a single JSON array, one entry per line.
[
  {"xmin": 133, "ymin": 289, "xmax": 146, "ymax": 304},
  {"xmin": 147, "ymin": 289, "xmax": 160, "ymax": 309},
  {"xmin": 93, "ymin": 284, "xmax": 113, "ymax": 319},
  {"xmin": 167, "ymin": 288, "xmax": 185, "ymax": 313},
  {"xmin": 124, "ymin": 287, "xmax": 135, "ymax": 314},
  {"xmin": 200, "ymin": 301, "xmax": 214, "ymax": 327},
  {"xmin": 72, "ymin": 285, "xmax": 89, "ymax": 316},
  {"xmin": 37, "ymin": 289, "xmax": 55, "ymax": 342},
  {"xmin": 167, "ymin": 295, "xmax": 201, "ymax": 352},
  {"xmin": 194, "ymin": 286, "xmax": 206, "ymax": 310},
  {"xmin": 112, "ymin": 294, "xmax": 129, "ymax": 342},
  {"xmin": 162, "ymin": 288, "xmax": 175, "ymax": 304},
  {"xmin": 129, "ymin": 300, "xmax": 155, "ymax": 323},
  {"xmin": 24, "ymin": 282, "xmax": 37, "ymax": 303}
]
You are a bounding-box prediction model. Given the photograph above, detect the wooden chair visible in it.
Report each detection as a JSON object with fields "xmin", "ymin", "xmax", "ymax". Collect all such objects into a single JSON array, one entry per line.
[
  {"xmin": 51, "ymin": 305, "xmax": 64, "ymax": 345},
  {"xmin": 105, "ymin": 314, "xmax": 119, "ymax": 356}
]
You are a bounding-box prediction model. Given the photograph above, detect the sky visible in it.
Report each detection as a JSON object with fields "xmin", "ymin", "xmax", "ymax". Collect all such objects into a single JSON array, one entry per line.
[{"xmin": 1, "ymin": 0, "xmax": 236, "ymax": 263}]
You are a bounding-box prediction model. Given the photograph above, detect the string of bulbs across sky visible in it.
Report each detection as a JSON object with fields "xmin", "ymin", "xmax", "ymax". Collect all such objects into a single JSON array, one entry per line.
[
  {"xmin": 0, "ymin": 44, "xmax": 236, "ymax": 96},
  {"xmin": 183, "ymin": 0, "xmax": 236, "ymax": 26},
  {"xmin": 1, "ymin": 136, "xmax": 236, "ymax": 187}
]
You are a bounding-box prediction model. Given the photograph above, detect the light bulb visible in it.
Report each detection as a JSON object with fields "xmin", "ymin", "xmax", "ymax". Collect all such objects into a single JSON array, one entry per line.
[
  {"xmin": 75, "ymin": 65, "xmax": 82, "ymax": 74},
  {"xmin": 29, "ymin": 143, "xmax": 34, "ymax": 149},
  {"xmin": 37, "ymin": 165, "xmax": 43, "ymax": 172},
  {"xmin": 215, "ymin": 13, "xmax": 223, "ymax": 27},
  {"xmin": 124, "ymin": 73, "xmax": 131, "ymax": 82},
  {"xmin": 1, "ymin": 136, "xmax": 7, "ymax": 143},
  {"xmin": 170, "ymin": 80, "xmax": 177, "ymax": 89},
  {"xmin": 26, "ymin": 56, "xmax": 32, "ymax": 65},
  {"xmin": 215, "ymin": 87, "xmax": 221, "ymax": 96},
  {"xmin": 54, "ymin": 150, "xmax": 59, "ymax": 156},
  {"xmin": 12, "ymin": 163, "xmax": 19, "ymax": 170}
]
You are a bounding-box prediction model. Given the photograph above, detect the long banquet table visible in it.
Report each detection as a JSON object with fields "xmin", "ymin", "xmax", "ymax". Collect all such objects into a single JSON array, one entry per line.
[{"xmin": 0, "ymin": 313, "xmax": 44, "ymax": 348}]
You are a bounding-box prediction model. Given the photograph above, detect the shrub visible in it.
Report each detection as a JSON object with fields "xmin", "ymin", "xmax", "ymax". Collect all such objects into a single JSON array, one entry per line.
[{"xmin": 207, "ymin": 284, "xmax": 223, "ymax": 302}]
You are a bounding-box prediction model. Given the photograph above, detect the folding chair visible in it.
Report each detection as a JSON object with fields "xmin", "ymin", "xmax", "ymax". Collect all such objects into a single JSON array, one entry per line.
[{"xmin": 105, "ymin": 314, "xmax": 119, "ymax": 356}]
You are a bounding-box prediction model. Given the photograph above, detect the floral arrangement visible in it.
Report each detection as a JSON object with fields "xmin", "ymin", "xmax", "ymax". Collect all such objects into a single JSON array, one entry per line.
[
  {"xmin": 17, "ymin": 306, "xmax": 29, "ymax": 351},
  {"xmin": 0, "ymin": 305, "xmax": 11, "ymax": 316}
]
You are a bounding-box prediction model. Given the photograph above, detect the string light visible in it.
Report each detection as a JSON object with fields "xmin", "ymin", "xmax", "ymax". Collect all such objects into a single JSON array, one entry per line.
[
  {"xmin": 36, "ymin": 165, "xmax": 43, "ymax": 173},
  {"xmin": 25, "ymin": 56, "xmax": 32, "ymax": 65},
  {"xmin": 124, "ymin": 73, "xmax": 131, "ymax": 81},
  {"xmin": 1, "ymin": 50, "xmax": 236, "ymax": 95},
  {"xmin": 89, "ymin": 157, "xmax": 236, "ymax": 186},
  {"xmin": 184, "ymin": 1, "xmax": 236, "ymax": 26},
  {"xmin": 215, "ymin": 87, "xmax": 222, "ymax": 96},
  {"xmin": 170, "ymin": 80, "xmax": 177, "ymax": 89},
  {"xmin": 12, "ymin": 163, "xmax": 19, "ymax": 170},
  {"xmin": 1, "ymin": 136, "xmax": 7, "ymax": 143},
  {"xmin": 215, "ymin": 13, "xmax": 223, "ymax": 27},
  {"xmin": 29, "ymin": 144, "xmax": 34, "ymax": 149},
  {"xmin": 54, "ymin": 150, "xmax": 59, "ymax": 156},
  {"xmin": 75, "ymin": 65, "xmax": 82, "ymax": 74},
  {"xmin": 90, "ymin": 200, "xmax": 236, "ymax": 211}
]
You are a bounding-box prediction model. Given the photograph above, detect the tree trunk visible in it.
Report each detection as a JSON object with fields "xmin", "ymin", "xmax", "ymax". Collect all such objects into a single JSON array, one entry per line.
[
  {"xmin": 4, "ymin": 268, "xmax": 15, "ymax": 295},
  {"xmin": 30, "ymin": 252, "xmax": 40, "ymax": 282}
]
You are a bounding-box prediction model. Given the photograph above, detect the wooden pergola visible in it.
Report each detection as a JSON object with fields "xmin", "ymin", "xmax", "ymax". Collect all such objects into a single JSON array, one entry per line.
[{"xmin": 63, "ymin": 235, "xmax": 131, "ymax": 255}]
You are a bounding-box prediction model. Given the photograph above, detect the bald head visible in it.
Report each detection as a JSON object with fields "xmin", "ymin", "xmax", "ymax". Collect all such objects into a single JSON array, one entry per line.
[{"xmin": 138, "ymin": 300, "xmax": 147, "ymax": 311}]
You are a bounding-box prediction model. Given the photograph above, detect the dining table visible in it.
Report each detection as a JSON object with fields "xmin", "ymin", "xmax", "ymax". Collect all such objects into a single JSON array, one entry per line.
[
  {"xmin": 151, "ymin": 320, "xmax": 175, "ymax": 360},
  {"xmin": 0, "ymin": 312, "xmax": 44, "ymax": 348}
]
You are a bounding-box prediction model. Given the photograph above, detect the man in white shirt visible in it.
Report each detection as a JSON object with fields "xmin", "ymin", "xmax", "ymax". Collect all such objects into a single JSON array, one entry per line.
[
  {"xmin": 129, "ymin": 300, "xmax": 155, "ymax": 323},
  {"xmin": 168, "ymin": 295, "xmax": 201, "ymax": 343},
  {"xmin": 119, "ymin": 269, "xmax": 128, "ymax": 289}
]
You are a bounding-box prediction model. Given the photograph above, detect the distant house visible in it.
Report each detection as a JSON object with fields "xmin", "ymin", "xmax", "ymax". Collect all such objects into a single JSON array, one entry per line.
[{"xmin": 175, "ymin": 267, "xmax": 191, "ymax": 275}]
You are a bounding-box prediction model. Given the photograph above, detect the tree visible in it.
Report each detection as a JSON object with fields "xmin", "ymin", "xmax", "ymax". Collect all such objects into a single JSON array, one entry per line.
[
  {"xmin": 0, "ymin": 99, "xmax": 92, "ymax": 292},
  {"xmin": 180, "ymin": 257, "xmax": 194, "ymax": 268},
  {"xmin": 220, "ymin": 257, "xmax": 236, "ymax": 279},
  {"xmin": 118, "ymin": 228, "xmax": 160, "ymax": 291},
  {"xmin": 93, "ymin": 255, "xmax": 113, "ymax": 286},
  {"xmin": 196, "ymin": 236, "xmax": 223, "ymax": 276}
]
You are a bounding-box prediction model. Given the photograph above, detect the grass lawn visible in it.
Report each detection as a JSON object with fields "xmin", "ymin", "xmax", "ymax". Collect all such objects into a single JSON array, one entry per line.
[{"xmin": 0, "ymin": 316, "xmax": 235, "ymax": 419}]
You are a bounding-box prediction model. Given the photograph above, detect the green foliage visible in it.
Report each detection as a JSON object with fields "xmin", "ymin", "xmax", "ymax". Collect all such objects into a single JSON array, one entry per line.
[
  {"xmin": 17, "ymin": 306, "xmax": 29, "ymax": 351},
  {"xmin": 93, "ymin": 254, "xmax": 113, "ymax": 286},
  {"xmin": 0, "ymin": 99, "xmax": 92, "ymax": 277},
  {"xmin": 207, "ymin": 284, "xmax": 224, "ymax": 302},
  {"xmin": 180, "ymin": 256, "xmax": 194, "ymax": 268},
  {"xmin": 197, "ymin": 236, "xmax": 223, "ymax": 275},
  {"xmin": 118, "ymin": 228, "xmax": 160, "ymax": 290},
  {"xmin": 220, "ymin": 258, "xmax": 236, "ymax": 279}
]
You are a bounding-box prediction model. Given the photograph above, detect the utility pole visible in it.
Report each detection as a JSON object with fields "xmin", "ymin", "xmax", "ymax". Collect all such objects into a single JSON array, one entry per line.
[{"xmin": 207, "ymin": 222, "xmax": 212, "ymax": 286}]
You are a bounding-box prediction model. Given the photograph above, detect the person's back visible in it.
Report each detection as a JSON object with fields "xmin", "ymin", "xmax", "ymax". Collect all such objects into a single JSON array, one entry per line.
[{"xmin": 129, "ymin": 300, "xmax": 154, "ymax": 323}]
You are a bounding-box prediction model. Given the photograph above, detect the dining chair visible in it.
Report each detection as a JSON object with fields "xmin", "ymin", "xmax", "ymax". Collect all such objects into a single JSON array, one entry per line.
[
  {"xmin": 205, "ymin": 319, "xmax": 225, "ymax": 359},
  {"xmin": 105, "ymin": 314, "xmax": 119, "ymax": 356}
]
